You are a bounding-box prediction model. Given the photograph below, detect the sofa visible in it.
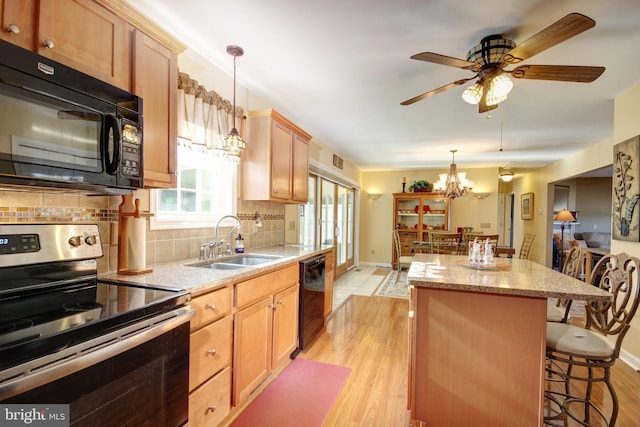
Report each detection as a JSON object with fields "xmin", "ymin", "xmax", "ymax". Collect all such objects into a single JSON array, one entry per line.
[
  {"xmin": 575, "ymin": 232, "xmax": 611, "ymax": 251},
  {"xmin": 553, "ymin": 231, "xmax": 611, "ymax": 252}
]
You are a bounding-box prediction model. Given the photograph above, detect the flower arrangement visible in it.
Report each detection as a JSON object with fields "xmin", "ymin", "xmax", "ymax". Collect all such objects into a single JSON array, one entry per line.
[{"xmin": 408, "ymin": 180, "xmax": 432, "ymax": 192}]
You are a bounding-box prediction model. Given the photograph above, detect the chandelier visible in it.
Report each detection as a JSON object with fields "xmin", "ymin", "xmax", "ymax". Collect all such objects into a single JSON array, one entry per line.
[
  {"xmin": 223, "ymin": 45, "xmax": 246, "ymax": 160},
  {"xmin": 434, "ymin": 150, "xmax": 474, "ymax": 199}
]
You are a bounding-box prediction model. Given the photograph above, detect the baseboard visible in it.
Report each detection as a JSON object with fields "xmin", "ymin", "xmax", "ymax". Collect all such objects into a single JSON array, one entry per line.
[
  {"xmin": 620, "ymin": 348, "xmax": 640, "ymax": 372},
  {"xmin": 359, "ymin": 261, "xmax": 392, "ymax": 268}
]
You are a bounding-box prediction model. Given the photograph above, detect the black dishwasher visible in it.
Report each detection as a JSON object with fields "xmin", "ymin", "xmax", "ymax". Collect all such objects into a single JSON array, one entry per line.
[{"xmin": 291, "ymin": 254, "xmax": 326, "ymax": 358}]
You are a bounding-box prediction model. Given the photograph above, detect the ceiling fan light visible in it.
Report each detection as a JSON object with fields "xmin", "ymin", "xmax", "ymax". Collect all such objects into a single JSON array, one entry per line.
[
  {"xmin": 500, "ymin": 171, "xmax": 514, "ymax": 182},
  {"xmin": 490, "ymin": 74, "xmax": 513, "ymax": 98},
  {"xmin": 462, "ymin": 83, "xmax": 483, "ymax": 104}
]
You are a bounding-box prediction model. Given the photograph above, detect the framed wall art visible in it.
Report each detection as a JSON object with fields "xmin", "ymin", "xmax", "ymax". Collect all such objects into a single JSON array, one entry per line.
[
  {"xmin": 613, "ymin": 136, "xmax": 640, "ymax": 241},
  {"xmin": 521, "ymin": 192, "xmax": 534, "ymax": 220}
]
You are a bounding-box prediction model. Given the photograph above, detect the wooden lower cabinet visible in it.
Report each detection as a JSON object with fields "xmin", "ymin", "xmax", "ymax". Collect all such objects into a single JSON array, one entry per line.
[
  {"xmin": 233, "ymin": 264, "xmax": 299, "ymax": 406},
  {"xmin": 323, "ymin": 249, "xmax": 335, "ymax": 320},
  {"xmin": 189, "ymin": 316, "xmax": 232, "ymax": 391},
  {"xmin": 271, "ymin": 285, "xmax": 299, "ymax": 368},
  {"xmin": 189, "ymin": 367, "xmax": 231, "ymax": 427},
  {"xmin": 188, "ymin": 286, "xmax": 232, "ymax": 425}
]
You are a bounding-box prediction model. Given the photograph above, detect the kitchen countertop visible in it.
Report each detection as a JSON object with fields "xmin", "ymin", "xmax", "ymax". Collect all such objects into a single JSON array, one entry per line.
[
  {"xmin": 100, "ymin": 245, "xmax": 333, "ymax": 297},
  {"xmin": 407, "ymin": 253, "xmax": 611, "ymax": 301}
]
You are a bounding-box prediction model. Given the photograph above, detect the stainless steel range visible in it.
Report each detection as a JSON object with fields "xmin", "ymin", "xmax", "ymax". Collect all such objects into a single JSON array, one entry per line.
[{"xmin": 0, "ymin": 223, "xmax": 193, "ymax": 427}]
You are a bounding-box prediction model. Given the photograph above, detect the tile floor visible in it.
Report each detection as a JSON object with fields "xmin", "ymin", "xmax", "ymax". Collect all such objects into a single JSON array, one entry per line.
[{"xmin": 332, "ymin": 265, "xmax": 391, "ymax": 311}]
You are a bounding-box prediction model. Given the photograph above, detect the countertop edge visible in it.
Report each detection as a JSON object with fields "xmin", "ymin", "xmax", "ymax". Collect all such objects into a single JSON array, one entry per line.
[{"xmin": 99, "ymin": 245, "xmax": 334, "ymax": 297}]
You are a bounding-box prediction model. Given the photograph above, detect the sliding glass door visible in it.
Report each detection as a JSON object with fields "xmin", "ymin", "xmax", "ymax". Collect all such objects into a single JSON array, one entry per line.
[{"xmin": 300, "ymin": 174, "xmax": 355, "ymax": 278}]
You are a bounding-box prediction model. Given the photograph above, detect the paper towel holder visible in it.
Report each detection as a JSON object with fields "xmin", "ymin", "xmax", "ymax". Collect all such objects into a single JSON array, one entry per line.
[{"xmin": 118, "ymin": 193, "xmax": 153, "ymax": 275}]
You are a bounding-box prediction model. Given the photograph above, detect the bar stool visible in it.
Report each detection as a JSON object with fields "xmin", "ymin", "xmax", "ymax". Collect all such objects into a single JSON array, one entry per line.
[
  {"xmin": 544, "ymin": 252, "xmax": 640, "ymax": 426},
  {"xmin": 547, "ymin": 246, "xmax": 586, "ymax": 323}
]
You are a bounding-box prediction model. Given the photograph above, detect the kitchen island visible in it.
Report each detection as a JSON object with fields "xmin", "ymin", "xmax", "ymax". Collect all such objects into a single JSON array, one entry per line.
[{"xmin": 407, "ymin": 253, "xmax": 611, "ymax": 427}]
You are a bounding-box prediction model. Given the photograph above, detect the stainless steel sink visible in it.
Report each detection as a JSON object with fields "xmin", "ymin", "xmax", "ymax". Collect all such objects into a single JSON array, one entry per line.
[
  {"xmin": 187, "ymin": 255, "xmax": 283, "ymax": 270},
  {"xmin": 192, "ymin": 262, "xmax": 246, "ymax": 270},
  {"xmin": 222, "ymin": 256, "xmax": 280, "ymax": 266}
]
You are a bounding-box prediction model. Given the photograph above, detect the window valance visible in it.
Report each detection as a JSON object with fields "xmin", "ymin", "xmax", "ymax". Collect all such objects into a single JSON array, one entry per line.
[{"xmin": 177, "ymin": 71, "xmax": 245, "ymax": 155}]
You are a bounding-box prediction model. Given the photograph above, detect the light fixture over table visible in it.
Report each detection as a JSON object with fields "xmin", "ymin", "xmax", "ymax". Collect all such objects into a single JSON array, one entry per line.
[
  {"xmin": 223, "ymin": 45, "xmax": 246, "ymax": 160},
  {"xmin": 434, "ymin": 150, "xmax": 474, "ymax": 199}
]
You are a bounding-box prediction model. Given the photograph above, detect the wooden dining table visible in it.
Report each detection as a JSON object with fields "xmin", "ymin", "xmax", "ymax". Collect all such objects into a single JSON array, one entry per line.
[
  {"xmin": 411, "ymin": 241, "xmax": 516, "ymax": 257},
  {"xmin": 406, "ymin": 253, "xmax": 611, "ymax": 427}
]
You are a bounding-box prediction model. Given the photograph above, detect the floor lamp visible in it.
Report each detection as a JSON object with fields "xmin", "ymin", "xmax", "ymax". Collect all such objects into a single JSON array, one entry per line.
[{"xmin": 554, "ymin": 209, "xmax": 576, "ymax": 269}]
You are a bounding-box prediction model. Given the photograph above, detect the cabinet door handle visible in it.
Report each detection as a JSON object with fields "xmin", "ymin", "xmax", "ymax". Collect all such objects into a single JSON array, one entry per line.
[
  {"xmin": 7, "ymin": 24, "xmax": 20, "ymax": 34},
  {"xmin": 42, "ymin": 39, "xmax": 54, "ymax": 49},
  {"xmin": 267, "ymin": 303, "xmax": 274, "ymax": 309},
  {"xmin": 207, "ymin": 349, "xmax": 217, "ymax": 355},
  {"xmin": 276, "ymin": 299, "xmax": 283, "ymax": 305},
  {"xmin": 205, "ymin": 303, "xmax": 217, "ymax": 311},
  {"xmin": 206, "ymin": 406, "xmax": 217, "ymax": 413}
]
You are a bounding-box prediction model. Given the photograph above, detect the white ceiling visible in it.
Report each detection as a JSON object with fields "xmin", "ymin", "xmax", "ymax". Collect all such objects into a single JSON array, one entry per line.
[{"xmin": 127, "ymin": 0, "xmax": 640, "ymax": 172}]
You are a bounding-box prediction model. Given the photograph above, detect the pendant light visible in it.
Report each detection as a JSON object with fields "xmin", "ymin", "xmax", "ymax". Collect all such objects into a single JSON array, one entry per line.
[{"xmin": 223, "ymin": 45, "xmax": 246, "ymax": 159}]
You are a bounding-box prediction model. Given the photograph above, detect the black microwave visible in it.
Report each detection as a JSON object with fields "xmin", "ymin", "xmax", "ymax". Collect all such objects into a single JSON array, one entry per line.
[{"xmin": 0, "ymin": 39, "xmax": 143, "ymax": 195}]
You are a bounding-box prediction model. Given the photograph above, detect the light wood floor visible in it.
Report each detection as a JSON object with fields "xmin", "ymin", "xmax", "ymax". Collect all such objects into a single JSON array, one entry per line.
[{"xmin": 301, "ymin": 294, "xmax": 640, "ymax": 427}]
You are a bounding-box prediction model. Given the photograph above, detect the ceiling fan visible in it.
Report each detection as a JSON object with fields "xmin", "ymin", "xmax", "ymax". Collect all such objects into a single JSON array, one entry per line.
[{"xmin": 401, "ymin": 13, "xmax": 605, "ymax": 113}]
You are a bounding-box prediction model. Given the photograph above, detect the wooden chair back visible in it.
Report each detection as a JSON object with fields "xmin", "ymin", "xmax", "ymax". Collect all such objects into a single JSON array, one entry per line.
[
  {"xmin": 393, "ymin": 230, "xmax": 412, "ymax": 271},
  {"xmin": 519, "ymin": 233, "xmax": 536, "ymax": 259},
  {"xmin": 430, "ymin": 232, "xmax": 462, "ymax": 255}
]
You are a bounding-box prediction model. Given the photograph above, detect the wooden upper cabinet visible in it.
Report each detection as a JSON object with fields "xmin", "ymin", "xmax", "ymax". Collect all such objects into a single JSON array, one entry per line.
[
  {"xmin": 271, "ymin": 119, "xmax": 294, "ymax": 200},
  {"xmin": 37, "ymin": 0, "xmax": 131, "ymax": 90},
  {"xmin": 132, "ymin": 29, "xmax": 178, "ymax": 188},
  {"xmin": 242, "ymin": 109, "xmax": 311, "ymax": 203},
  {"xmin": 0, "ymin": 0, "xmax": 182, "ymax": 189},
  {"xmin": 292, "ymin": 133, "xmax": 309, "ymax": 202},
  {"xmin": 0, "ymin": 0, "xmax": 36, "ymax": 49}
]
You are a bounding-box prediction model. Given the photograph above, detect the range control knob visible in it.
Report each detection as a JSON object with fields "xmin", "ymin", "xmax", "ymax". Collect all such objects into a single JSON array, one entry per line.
[
  {"xmin": 68, "ymin": 235, "xmax": 83, "ymax": 247},
  {"xmin": 84, "ymin": 234, "xmax": 98, "ymax": 246}
]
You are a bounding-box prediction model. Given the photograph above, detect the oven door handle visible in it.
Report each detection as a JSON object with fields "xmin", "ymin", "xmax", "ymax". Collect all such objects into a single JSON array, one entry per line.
[{"xmin": 0, "ymin": 306, "xmax": 195, "ymax": 401}]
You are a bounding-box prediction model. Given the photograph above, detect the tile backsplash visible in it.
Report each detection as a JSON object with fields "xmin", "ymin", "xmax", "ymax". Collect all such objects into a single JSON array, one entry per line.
[{"xmin": 0, "ymin": 188, "xmax": 286, "ymax": 274}]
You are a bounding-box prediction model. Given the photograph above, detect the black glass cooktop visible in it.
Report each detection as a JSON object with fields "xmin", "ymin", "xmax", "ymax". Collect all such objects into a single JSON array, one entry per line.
[{"xmin": 0, "ymin": 281, "xmax": 188, "ymax": 371}]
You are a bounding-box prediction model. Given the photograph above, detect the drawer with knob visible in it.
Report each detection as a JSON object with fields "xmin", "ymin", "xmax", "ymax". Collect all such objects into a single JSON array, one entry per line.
[
  {"xmin": 190, "ymin": 286, "xmax": 231, "ymax": 331},
  {"xmin": 189, "ymin": 366, "xmax": 231, "ymax": 426},
  {"xmin": 189, "ymin": 316, "xmax": 232, "ymax": 391}
]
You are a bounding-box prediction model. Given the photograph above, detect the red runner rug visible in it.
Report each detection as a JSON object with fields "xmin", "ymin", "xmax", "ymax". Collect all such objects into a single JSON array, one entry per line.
[{"xmin": 231, "ymin": 358, "xmax": 351, "ymax": 427}]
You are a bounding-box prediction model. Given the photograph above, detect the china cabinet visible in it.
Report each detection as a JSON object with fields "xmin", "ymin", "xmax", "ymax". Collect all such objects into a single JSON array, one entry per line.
[{"xmin": 392, "ymin": 192, "xmax": 450, "ymax": 268}]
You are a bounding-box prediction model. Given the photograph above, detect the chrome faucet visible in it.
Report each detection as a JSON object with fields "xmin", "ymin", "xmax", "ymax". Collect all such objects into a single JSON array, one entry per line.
[{"xmin": 213, "ymin": 215, "xmax": 242, "ymax": 257}]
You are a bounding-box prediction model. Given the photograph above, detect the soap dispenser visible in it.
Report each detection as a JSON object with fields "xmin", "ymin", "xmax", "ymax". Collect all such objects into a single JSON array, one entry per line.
[{"xmin": 235, "ymin": 234, "xmax": 245, "ymax": 253}]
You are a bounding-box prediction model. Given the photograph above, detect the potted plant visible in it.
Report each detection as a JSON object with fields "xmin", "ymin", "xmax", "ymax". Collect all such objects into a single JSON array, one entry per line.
[{"xmin": 409, "ymin": 180, "xmax": 432, "ymax": 192}]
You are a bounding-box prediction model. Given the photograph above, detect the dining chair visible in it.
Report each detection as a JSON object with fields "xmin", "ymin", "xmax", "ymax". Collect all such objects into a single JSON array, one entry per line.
[
  {"xmin": 392, "ymin": 230, "xmax": 413, "ymax": 284},
  {"xmin": 518, "ymin": 233, "xmax": 536, "ymax": 259},
  {"xmin": 460, "ymin": 231, "xmax": 484, "ymax": 250},
  {"xmin": 544, "ymin": 252, "xmax": 640, "ymax": 427},
  {"xmin": 546, "ymin": 246, "xmax": 586, "ymax": 323},
  {"xmin": 430, "ymin": 232, "xmax": 462, "ymax": 255}
]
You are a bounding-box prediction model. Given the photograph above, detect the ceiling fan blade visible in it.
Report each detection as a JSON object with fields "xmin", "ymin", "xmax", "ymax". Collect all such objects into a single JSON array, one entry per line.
[
  {"xmin": 511, "ymin": 65, "xmax": 605, "ymax": 82},
  {"xmin": 411, "ymin": 52, "xmax": 480, "ymax": 71},
  {"xmin": 400, "ymin": 77, "xmax": 474, "ymax": 106},
  {"xmin": 477, "ymin": 79, "xmax": 498, "ymax": 114},
  {"xmin": 501, "ymin": 13, "xmax": 596, "ymax": 65}
]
